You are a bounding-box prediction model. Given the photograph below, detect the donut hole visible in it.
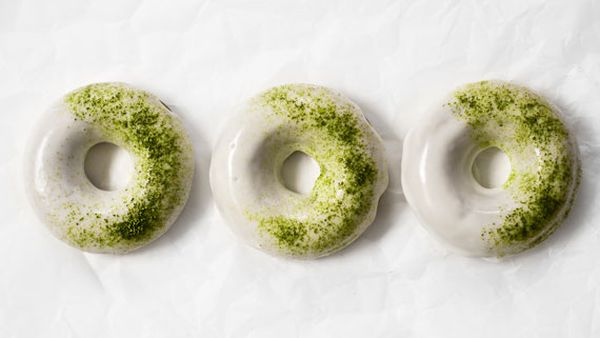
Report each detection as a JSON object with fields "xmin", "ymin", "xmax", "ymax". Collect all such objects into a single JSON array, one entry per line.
[
  {"xmin": 471, "ymin": 147, "xmax": 511, "ymax": 189},
  {"xmin": 84, "ymin": 142, "xmax": 133, "ymax": 191},
  {"xmin": 281, "ymin": 151, "xmax": 320, "ymax": 195}
]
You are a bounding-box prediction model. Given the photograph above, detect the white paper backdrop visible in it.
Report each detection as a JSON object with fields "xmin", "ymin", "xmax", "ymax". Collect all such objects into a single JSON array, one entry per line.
[{"xmin": 1, "ymin": 0, "xmax": 599, "ymax": 337}]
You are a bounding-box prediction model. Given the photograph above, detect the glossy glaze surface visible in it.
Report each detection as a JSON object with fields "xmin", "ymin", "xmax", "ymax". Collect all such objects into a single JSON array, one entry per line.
[
  {"xmin": 25, "ymin": 83, "xmax": 194, "ymax": 253},
  {"xmin": 402, "ymin": 81, "xmax": 580, "ymax": 257},
  {"xmin": 210, "ymin": 84, "xmax": 388, "ymax": 258}
]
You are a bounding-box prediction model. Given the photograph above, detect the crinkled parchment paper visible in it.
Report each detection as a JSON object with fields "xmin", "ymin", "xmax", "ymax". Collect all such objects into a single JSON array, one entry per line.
[{"xmin": 1, "ymin": 0, "xmax": 599, "ymax": 337}]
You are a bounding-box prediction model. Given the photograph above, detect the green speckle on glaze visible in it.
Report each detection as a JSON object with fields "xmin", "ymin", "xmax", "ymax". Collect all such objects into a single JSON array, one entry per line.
[
  {"xmin": 246, "ymin": 84, "xmax": 381, "ymax": 257},
  {"xmin": 63, "ymin": 83, "xmax": 193, "ymax": 251},
  {"xmin": 448, "ymin": 81, "xmax": 580, "ymax": 255}
]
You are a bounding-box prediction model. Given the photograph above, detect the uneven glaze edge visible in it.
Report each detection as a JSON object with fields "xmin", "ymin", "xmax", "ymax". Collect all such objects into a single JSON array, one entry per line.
[
  {"xmin": 61, "ymin": 83, "xmax": 194, "ymax": 251},
  {"xmin": 447, "ymin": 81, "xmax": 580, "ymax": 255},
  {"xmin": 245, "ymin": 84, "xmax": 387, "ymax": 257}
]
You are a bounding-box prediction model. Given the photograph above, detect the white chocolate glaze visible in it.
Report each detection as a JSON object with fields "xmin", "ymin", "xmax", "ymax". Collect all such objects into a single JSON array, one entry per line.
[
  {"xmin": 25, "ymin": 83, "xmax": 194, "ymax": 254},
  {"xmin": 402, "ymin": 81, "xmax": 580, "ymax": 257},
  {"xmin": 210, "ymin": 84, "xmax": 388, "ymax": 259}
]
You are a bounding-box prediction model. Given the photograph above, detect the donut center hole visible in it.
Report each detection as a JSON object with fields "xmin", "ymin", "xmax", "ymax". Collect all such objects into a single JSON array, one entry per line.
[
  {"xmin": 84, "ymin": 142, "xmax": 133, "ymax": 191},
  {"xmin": 472, "ymin": 147, "xmax": 511, "ymax": 189},
  {"xmin": 281, "ymin": 151, "xmax": 320, "ymax": 195}
]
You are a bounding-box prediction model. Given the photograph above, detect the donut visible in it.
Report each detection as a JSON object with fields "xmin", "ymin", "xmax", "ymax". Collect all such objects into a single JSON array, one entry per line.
[
  {"xmin": 210, "ymin": 84, "xmax": 388, "ymax": 258},
  {"xmin": 25, "ymin": 83, "xmax": 194, "ymax": 254},
  {"xmin": 402, "ymin": 80, "xmax": 580, "ymax": 257}
]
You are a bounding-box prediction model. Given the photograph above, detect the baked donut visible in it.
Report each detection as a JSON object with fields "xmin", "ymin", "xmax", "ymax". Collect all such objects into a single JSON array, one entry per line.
[
  {"xmin": 25, "ymin": 83, "xmax": 194, "ymax": 254},
  {"xmin": 210, "ymin": 84, "xmax": 388, "ymax": 258},
  {"xmin": 402, "ymin": 80, "xmax": 580, "ymax": 257}
]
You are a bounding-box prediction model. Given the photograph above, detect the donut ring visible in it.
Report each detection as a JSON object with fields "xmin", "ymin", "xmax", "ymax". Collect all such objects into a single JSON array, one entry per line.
[
  {"xmin": 25, "ymin": 83, "xmax": 194, "ymax": 253},
  {"xmin": 402, "ymin": 80, "xmax": 580, "ymax": 257},
  {"xmin": 210, "ymin": 84, "xmax": 388, "ymax": 258}
]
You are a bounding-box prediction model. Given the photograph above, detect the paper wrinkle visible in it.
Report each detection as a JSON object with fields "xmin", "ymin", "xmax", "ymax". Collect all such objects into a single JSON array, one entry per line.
[
  {"xmin": 2, "ymin": 0, "xmax": 600, "ymax": 337},
  {"xmin": 79, "ymin": 253, "xmax": 108, "ymax": 293}
]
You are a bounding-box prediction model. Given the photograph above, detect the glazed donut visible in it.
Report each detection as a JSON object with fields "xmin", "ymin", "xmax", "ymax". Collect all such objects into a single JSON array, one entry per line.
[
  {"xmin": 210, "ymin": 84, "xmax": 388, "ymax": 258},
  {"xmin": 402, "ymin": 80, "xmax": 580, "ymax": 257},
  {"xmin": 26, "ymin": 83, "xmax": 194, "ymax": 254}
]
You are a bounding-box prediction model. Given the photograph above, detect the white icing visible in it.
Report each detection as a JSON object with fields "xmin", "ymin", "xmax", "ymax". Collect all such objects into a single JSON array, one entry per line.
[
  {"xmin": 25, "ymin": 85, "xmax": 194, "ymax": 254},
  {"xmin": 402, "ymin": 104, "xmax": 514, "ymax": 256},
  {"xmin": 401, "ymin": 82, "xmax": 579, "ymax": 257},
  {"xmin": 210, "ymin": 84, "xmax": 388, "ymax": 258}
]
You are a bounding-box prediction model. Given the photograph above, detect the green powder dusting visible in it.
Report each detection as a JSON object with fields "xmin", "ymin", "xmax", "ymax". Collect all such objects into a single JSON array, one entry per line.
[
  {"xmin": 63, "ymin": 83, "xmax": 193, "ymax": 251},
  {"xmin": 246, "ymin": 84, "xmax": 382, "ymax": 256},
  {"xmin": 448, "ymin": 81, "xmax": 580, "ymax": 255}
]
